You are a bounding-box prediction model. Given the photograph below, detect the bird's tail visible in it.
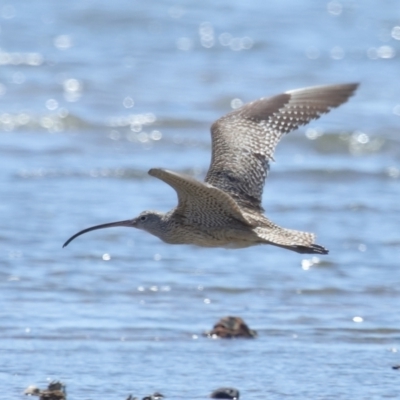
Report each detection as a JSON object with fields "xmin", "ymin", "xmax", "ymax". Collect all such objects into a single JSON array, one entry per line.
[{"xmin": 255, "ymin": 226, "xmax": 328, "ymax": 255}]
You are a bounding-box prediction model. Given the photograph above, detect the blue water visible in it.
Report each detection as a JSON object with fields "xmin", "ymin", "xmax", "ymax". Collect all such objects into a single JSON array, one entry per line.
[{"xmin": 1, "ymin": 1, "xmax": 400, "ymax": 399}]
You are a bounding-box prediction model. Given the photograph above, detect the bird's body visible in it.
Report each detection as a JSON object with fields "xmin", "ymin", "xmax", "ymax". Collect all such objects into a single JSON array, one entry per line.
[
  {"xmin": 63, "ymin": 83, "xmax": 359, "ymax": 254},
  {"xmin": 142, "ymin": 214, "xmax": 314, "ymax": 252},
  {"xmin": 133, "ymin": 174, "xmax": 320, "ymax": 253},
  {"xmin": 135, "ymin": 209, "xmax": 259, "ymax": 250}
]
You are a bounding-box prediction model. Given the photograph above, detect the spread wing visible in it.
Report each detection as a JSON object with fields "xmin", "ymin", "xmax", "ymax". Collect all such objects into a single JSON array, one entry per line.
[
  {"xmin": 205, "ymin": 83, "xmax": 359, "ymax": 212},
  {"xmin": 148, "ymin": 168, "xmax": 252, "ymax": 227}
]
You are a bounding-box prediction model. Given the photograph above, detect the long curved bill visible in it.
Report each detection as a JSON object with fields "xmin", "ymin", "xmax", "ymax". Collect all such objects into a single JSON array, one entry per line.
[{"xmin": 63, "ymin": 219, "xmax": 134, "ymax": 248}]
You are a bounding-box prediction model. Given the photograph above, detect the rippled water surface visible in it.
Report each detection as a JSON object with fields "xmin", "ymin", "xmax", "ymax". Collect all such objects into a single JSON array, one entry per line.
[{"xmin": 1, "ymin": 1, "xmax": 400, "ymax": 399}]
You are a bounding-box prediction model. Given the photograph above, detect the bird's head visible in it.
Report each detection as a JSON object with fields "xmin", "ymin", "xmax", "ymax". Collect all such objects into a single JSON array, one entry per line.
[
  {"xmin": 62, "ymin": 210, "xmax": 166, "ymax": 247},
  {"xmin": 131, "ymin": 210, "xmax": 166, "ymax": 235}
]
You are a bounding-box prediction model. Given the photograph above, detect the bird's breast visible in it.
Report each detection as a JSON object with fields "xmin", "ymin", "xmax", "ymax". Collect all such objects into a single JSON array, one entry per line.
[{"xmin": 160, "ymin": 224, "xmax": 258, "ymax": 248}]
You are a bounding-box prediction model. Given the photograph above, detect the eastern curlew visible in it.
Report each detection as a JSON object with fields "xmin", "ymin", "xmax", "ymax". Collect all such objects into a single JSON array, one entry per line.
[{"xmin": 63, "ymin": 83, "xmax": 358, "ymax": 254}]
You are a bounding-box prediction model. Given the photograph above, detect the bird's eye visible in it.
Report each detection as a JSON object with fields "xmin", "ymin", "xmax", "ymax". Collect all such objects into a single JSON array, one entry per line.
[{"xmin": 140, "ymin": 215, "xmax": 147, "ymax": 221}]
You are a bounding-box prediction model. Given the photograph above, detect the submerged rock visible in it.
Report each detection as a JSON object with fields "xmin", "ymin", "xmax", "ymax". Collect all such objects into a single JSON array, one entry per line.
[
  {"xmin": 210, "ymin": 387, "xmax": 240, "ymax": 399},
  {"xmin": 142, "ymin": 392, "xmax": 164, "ymax": 400},
  {"xmin": 204, "ymin": 316, "xmax": 257, "ymax": 339},
  {"xmin": 126, "ymin": 392, "xmax": 164, "ymax": 400}
]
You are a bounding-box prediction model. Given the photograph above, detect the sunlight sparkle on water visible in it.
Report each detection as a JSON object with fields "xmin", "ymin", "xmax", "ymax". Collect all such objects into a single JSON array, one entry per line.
[
  {"xmin": 358, "ymin": 244, "xmax": 367, "ymax": 252},
  {"xmin": 46, "ymin": 99, "xmax": 58, "ymax": 110},
  {"xmin": 63, "ymin": 78, "xmax": 82, "ymax": 102},
  {"xmin": 0, "ymin": 51, "xmax": 43, "ymax": 66},
  {"xmin": 387, "ymin": 167, "xmax": 400, "ymax": 179},
  {"xmin": 392, "ymin": 26, "xmax": 400, "ymax": 40},
  {"xmin": 219, "ymin": 33, "xmax": 253, "ymax": 51},
  {"xmin": 305, "ymin": 128, "xmax": 323, "ymax": 140},
  {"xmin": 367, "ymin": 46, "xmax": 396, "ymax": 60},
  {"xmin": 327, "ymin": 1, "xmax": 343, "ymax": 16},
  {"xmin": 231, "ymin": 98, "xmax": 243, "ymax": 109},
  {"xmin": 199, "ymin": 22, "xmax": 215, "ymax": 48},
  {"xmin": 123, "ymin": 96, "xmax": 134, "ymax": 108},
  {"xmin": 54, "ymin": 35, "xmax": 73, "ymax": 50},
  {"xmin": 150, "ymin": 130, "xmax": 162, "ymax": 140},
  {"xmin": 301, "ymin": 257, "xmax": 320, "ymax": 270}
]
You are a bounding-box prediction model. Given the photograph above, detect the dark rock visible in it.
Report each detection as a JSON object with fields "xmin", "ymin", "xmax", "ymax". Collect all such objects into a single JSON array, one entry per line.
[
  {"xmin": 210, "ymin": 387, "xmax": 240, "ymax": 399},
  {"xmin": 24, "ymin": 381, "xmax": 66, "ymax": 400},
  {"xmin": 205, "ymin": 316, "xmax": 257, "ymax": 339}
]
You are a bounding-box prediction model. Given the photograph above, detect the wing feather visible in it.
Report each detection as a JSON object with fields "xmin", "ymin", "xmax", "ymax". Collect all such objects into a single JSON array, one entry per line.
[
  {"xmin": 205, "ymin": 83, "xmax": 359, "ymax": 211},
  {"xmin": 148, "ymin": 168, "xmax": 252, "ymax": 227}
]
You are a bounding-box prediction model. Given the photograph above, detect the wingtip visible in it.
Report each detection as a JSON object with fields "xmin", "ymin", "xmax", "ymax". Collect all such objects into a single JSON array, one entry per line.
[
  {"xmin": 148, "ymin": 168, "xmax": 157, "ymax": 176},
  {"xmin": 148, "ymin": 167, "xmax": 165, "ymax": 177},
  {"xmin": 343, "ymin": 82, "xmax": 360, "ymax": 94},
  {"xmin": 312, "ymin": 244, "xmax": 329, "ymax": 255},
  {"xmin": 296, "ymin": 243, "xmax": 329, "ymax": 255}
]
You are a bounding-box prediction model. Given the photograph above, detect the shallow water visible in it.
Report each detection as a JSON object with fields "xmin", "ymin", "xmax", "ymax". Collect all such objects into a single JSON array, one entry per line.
[{"xmin": 1, "ymin": 1, "xmax": 400, "ymax": 399}]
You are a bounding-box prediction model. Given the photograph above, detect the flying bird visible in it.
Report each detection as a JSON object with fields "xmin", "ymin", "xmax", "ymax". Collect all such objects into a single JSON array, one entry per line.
[{"xmin": 63, "ymin": 83, "xmax": 358, "ymax": 254}]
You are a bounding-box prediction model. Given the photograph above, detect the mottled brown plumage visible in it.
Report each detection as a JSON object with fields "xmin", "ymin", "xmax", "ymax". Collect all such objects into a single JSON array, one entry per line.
[{"xmin": 63, "ymin": 83, "xmax": 359, "ymax": 254}]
